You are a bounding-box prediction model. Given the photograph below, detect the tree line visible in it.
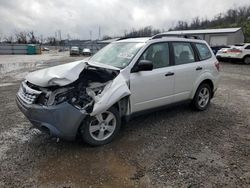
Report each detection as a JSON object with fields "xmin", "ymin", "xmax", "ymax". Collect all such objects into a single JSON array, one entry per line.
[
  {"xmin": 170, "ymin": 5, "xmax": 250, "ymax": 42},
  {"xmin": 105, "ymin": 5, "xmax": 250, "ymax": 42},
  {"xmin": 0, "ymin": 31, "xmax": 58, "ymax": 45}
]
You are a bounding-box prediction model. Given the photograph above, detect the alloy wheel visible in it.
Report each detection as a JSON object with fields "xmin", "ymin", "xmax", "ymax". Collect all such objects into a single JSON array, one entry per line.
[
  {"xmin": 198, "ymin": 87, "xmax": 210, "ymax": 108},
  {"xmin": 89, "ymin": 111, "xmax": 117, "ymax": 141}
]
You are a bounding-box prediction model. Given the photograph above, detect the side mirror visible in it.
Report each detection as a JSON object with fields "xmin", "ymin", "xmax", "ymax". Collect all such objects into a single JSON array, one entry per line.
[{"xmin": 132, "ymin": 60, "xmax": 153, "ymax": 72}]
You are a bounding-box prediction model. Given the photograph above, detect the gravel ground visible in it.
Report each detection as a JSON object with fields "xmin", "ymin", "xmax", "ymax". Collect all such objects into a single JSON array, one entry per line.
[{"xmin": 0, "ymin": 54, "xmax": 249, "ymax": 188}]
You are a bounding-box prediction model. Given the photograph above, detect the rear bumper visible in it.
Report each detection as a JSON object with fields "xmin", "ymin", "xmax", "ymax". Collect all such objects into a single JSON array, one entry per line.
[
  {"xmin": 216, "ymin": 56, "xmax": 243, "ymax": 62},
  {"xmin": 82, "ymin": 52, "xmax": 91, "ymax": 56},
  {"xmin": 16, "ymin": 95, "xmax": 86, "ymax": 141}
]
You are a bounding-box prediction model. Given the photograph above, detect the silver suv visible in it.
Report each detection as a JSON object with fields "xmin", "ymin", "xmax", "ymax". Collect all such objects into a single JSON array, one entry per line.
[{"xmin": 16, "ymin": 34, "xmax": 220, "ymax": 146}]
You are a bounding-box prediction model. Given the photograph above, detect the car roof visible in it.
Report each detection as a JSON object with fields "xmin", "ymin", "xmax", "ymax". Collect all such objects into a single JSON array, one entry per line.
[
  {"xmin": 234, "ymin": 43, "xmax": 250, "ymax": 46},
  {"xmin": 116, "ymin": 37, "xmax": 206, "ymax": 44}
]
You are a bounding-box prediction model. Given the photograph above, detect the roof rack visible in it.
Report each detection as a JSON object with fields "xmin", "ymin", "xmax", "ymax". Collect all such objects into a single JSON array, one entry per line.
[
  {"xmin": 117, "ymin": 36, "xmax": 149, "ymax": 41},
  {"xmin": 151, "ymin": 34, "xmax": 201, "ymax": 40}
]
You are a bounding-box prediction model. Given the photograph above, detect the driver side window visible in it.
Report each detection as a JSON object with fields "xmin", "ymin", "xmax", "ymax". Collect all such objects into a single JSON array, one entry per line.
[{"xmin": 139, "ymin": 43, "xmax": 170, "ymax": 69}]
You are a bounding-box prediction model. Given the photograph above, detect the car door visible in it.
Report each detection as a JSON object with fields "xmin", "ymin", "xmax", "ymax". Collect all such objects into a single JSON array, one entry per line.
[
  {"xmin": 130, "ymin": 42, "xmax": 175, "ymax": 113},
  {"xmin": 171, "ymin": 42, "xmax": 200, "ymax": 102}
]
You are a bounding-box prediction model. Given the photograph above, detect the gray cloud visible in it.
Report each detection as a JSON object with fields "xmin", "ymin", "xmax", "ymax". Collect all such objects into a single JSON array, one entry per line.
[{"xmin": 0, "ymin": 0, "xmax": 248, "ymax": 40}]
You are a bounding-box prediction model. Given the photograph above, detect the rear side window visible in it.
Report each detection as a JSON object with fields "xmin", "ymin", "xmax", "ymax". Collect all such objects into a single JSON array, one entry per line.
[
  {"xmin": 195, "ymin": 43, "xmax": 212, "ymax": 60},
  {"xmin": 172, "ymin": 42, "xmax": 195, "ymax": 65},
  {"xmin": 245, "ymin": 45, "xmax": 250, "ymax": 49}
]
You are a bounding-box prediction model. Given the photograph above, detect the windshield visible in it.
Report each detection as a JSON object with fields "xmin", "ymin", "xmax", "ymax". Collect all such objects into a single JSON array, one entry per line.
[{"xmin": 90, "ymin": 42, "xmax": 145, "ymax": 68}]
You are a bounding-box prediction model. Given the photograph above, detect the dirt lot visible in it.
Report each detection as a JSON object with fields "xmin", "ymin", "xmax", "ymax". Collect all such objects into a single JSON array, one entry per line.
[{"xmin": 0, "ymin": 53, "xmax": 249, "ymax": 188}]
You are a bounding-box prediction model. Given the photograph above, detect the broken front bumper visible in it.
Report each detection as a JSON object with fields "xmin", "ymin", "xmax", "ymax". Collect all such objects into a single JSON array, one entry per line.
[{"xmin": 16, "ymin": 95, "xmax": 86, "ymax": 141}]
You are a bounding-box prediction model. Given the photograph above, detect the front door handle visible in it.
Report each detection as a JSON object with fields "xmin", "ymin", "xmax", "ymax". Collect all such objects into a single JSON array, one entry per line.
[
  {"xmin": 165, "ymin": 72, "xmax": 174, "ymax": 76},
  {"xmin": 196, "ymin": 66, "xmax": 203, "ymax": 71}
]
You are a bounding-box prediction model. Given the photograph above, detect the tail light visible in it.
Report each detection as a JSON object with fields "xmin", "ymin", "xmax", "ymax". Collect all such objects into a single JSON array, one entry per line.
[
  {"xmin": 228, "ymin": 49, "xmax": 242, "ymax": 53},
  {"xmin": 215, "ymin": 61, "xmax": 220, "ymax": 71}
]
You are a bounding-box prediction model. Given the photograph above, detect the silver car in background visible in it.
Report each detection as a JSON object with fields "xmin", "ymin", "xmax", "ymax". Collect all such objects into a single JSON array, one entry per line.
[{"xmin": 70, "ymin": 46, "xmax": 80, "ymax": 56}]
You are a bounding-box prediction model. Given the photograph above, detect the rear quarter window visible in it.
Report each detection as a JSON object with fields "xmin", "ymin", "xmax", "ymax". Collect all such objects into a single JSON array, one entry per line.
[
  {"xmin": 195, "ymin": 43, "xmax": 212, "ymax": 60},
  {"xmin": 245, "ymin": 45, "xmax": 250, "ymax": 49}
]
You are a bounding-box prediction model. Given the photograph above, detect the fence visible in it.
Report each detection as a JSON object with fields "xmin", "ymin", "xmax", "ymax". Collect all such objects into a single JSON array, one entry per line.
[{"xmin": 0, "ymin": 44, "xmax": 41, "ymax": 55}]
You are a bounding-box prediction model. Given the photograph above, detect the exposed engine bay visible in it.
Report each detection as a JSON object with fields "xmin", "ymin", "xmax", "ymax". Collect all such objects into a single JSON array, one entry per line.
[{"xmin": 22, "ymin": 64, "xmax": 121, "ymax": 114}]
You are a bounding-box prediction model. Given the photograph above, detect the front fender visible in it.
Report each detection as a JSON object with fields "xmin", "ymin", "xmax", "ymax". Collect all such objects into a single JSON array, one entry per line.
[{"xmin": 90, "ymin": 74, "xmax": 131, "ymax": 116}]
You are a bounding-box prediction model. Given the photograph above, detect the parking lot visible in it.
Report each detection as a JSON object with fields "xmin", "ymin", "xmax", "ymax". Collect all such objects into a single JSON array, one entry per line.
[{"xmin": 0, "ymin": 52, "xmax": 249, "ymax": 187}]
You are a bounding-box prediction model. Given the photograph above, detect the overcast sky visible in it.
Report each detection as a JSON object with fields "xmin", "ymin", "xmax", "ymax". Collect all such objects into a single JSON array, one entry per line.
[{"xmin": 0, "ymin": 0, "xmax": 249, "ymax": 40}]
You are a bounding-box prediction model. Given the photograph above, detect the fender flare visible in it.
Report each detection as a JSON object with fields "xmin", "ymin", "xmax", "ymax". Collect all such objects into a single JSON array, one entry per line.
[{"xmin": 190, "ymin": 72, "xmax": 215, "ymax": 99}]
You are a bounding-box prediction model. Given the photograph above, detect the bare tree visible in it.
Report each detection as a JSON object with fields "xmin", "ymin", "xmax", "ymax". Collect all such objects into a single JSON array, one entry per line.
[
  {"xmin": 27, "ymin": 31, "xmax": 38, "ymax": 44},
  {"xmin": 4, "ymin": 35, "xmax": 14, "ymax": 43},
  {"xmin": 46, "ymin": 37, "xmax": 56, "ymax": 45},
  {"xmin": 124, "ymin": 26, "xmax": 160, "ymax": 38},
  {"xmin": 15, "ymin": 31, "xmax": 27, "ymax": 44}
]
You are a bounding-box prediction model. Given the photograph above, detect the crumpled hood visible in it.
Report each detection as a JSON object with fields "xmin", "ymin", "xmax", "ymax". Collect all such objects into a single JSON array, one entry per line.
[{"xmin": 26, "ymin": 60, "xmax": 120, "ymax": 87}]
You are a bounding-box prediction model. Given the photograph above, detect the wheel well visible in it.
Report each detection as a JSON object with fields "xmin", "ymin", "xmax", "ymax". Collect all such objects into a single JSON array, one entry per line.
[
  {"xmin": 199, "ymin": 79, "xmax": 214, "ymax": 92},
  {"xmin": 113, "ymin": 96, "xmax": 129, "ymax": 117},
  {"xmin": 112, "ymin": 102, "xmax": 119, "ymax": 111},
  {"xmin": 243, "ymin": 55, "xmax": 250, "ymax": 60}
]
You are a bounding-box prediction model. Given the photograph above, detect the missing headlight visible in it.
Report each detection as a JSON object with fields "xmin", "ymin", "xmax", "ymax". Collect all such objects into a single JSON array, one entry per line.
[{"xmin": 47, "ymin": 87, "xmax": 74, "ymax": 105}]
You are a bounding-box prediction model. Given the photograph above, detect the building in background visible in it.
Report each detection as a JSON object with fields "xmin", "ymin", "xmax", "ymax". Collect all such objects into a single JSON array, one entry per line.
[{"xmin": 162, "ymin": 28, "xmax": 244, "ymax": 46}]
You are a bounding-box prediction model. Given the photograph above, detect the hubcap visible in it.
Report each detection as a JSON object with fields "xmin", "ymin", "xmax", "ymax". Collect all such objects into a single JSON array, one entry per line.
[
  {"xmin": 89, "ymin": 111, "xmax": 116, "ymax": 141},
  {"xmin": 198, "ymin": 87, "xmax": 210, "ymax": 108}
]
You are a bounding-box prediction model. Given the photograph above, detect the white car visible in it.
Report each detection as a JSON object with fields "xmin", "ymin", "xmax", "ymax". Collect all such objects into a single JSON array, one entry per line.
[
  {"xmin": 16, "ymin": 35, "xmax": 220, "ymax": 146},
  {"xmin": 82, "ymin": 48, "xmax": 91, "ymax": 56},
  {"xmin": 216, "ymin": 43, "xmax": 250, "ymax": 64}
]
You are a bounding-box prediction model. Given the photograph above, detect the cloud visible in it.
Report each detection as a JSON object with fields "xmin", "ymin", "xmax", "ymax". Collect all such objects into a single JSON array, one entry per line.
[{"xmin": 0, "ymin": 0, "xmax": 248, "ymax": 39}]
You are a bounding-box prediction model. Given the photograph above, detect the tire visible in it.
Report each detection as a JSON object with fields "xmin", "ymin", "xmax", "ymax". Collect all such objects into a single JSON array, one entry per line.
[
  {"xmin": 243, "ymin": 56, "xmax": 250, "ymax": 64},
  {"xmin": 80, "ymin": 106, "xmax": 121, "ymax": 146},
  {"xmin": 192, "ymin": 83, "xmax": 212, "ymax": 111}
]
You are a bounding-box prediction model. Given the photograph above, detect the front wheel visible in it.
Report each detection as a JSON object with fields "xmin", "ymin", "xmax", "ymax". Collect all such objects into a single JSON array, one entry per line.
[
  {"xmin": 80, "ymin": 107, "xmax": 121, "ymax": 146},
  {"xmin": 192, "ymin": 83, "xmax": 212, "ymax": 111}
]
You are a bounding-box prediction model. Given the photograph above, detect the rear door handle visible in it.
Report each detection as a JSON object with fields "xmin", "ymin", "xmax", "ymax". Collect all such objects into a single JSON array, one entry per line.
[
  {"xmin": 165, "ymin": 72, "xmax": 174, "ymax": 76},
  {"xmin": 196, "ymin": 66, "xmax": 203, "ymax": 71}
]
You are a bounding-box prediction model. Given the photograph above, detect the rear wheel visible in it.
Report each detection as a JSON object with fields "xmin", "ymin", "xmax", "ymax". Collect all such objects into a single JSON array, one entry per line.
[
  {"xmin": 243, "ymin": 56, "xmax": 250, "ymax": 64},
  {"xmin": 192, "ymin": 83, "xmax": 212, "ymax": 111},
  {"xmin": 80, "ymin": 107, "xmax": 121, "ymax": 146}
]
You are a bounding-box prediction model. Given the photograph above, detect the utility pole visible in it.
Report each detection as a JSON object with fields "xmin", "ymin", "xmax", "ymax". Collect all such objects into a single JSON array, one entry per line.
[
  {"xmin": 40, "ymin": 35, "xmax": 43, "ymax": 44},
  {"xmin": 98, "ymin": 26, "xmax": 101, "ymax": 40},
  {"xmin": 58, "ymin": 30, "xmax": 62, "ymax": 41},
  {"xmin": 89, "ymin": 30, "xmax": 92, "ymax": 41},
  {"xmin": 55, "ymin": 32, "xmax": 58, "ymax": 49}
]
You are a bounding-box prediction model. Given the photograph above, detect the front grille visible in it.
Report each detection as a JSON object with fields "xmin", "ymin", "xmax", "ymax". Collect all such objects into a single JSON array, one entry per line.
[{"xmin": 17, "ymin": 82, "xmax": 42, "ymax": 104}]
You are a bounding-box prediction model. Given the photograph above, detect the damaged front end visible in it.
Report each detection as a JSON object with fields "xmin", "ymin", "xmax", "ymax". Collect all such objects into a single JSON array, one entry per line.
[{"xmin": 16, "ymin": 61, "xmax": 131, "ymax": 140}]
